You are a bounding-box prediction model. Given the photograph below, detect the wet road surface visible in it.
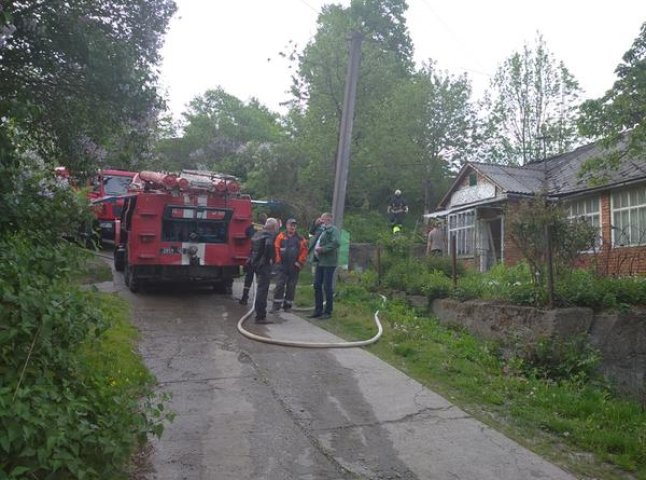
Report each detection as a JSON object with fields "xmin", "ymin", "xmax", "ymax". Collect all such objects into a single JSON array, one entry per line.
[{"xmin": 102, "ymin": 273, "xmax": 576, "ymax": 480}]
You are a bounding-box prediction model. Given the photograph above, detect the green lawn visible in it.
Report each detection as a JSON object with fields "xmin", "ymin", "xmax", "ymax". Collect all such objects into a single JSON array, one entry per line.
[{"xmin": 294, "ymin": 275, "xmax": 646, "ymax": 480}]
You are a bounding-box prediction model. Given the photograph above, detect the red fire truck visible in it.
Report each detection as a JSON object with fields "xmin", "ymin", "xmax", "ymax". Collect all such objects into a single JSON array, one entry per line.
[
  {"xmin": 89, "ymin": 169, "xmax": 136, "ymax": 245},
  {"xmin": 113, "ymin": 170, "xmax": 252, "ymax": 293}
]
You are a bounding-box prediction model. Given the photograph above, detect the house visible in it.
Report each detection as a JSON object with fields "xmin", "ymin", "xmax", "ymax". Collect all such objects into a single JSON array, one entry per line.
[{"xmin": 428, "ymin": 137, "xmax": 646, "ymax": 275}]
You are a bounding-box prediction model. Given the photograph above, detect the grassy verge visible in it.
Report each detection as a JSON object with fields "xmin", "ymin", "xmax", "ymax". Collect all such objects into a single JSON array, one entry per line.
[
  {"xmin": 74, "ymin": 252, "xmax": 113, "ymax": 284},
  {"xmin": 295, "ymin": 275, "xmax": 646, "ymax": 480}
]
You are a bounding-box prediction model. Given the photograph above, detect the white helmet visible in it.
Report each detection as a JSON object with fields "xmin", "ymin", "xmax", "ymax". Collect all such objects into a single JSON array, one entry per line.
[{"xmin": 394, "ymin": 189, "xmax": 401, "ymax": 195}]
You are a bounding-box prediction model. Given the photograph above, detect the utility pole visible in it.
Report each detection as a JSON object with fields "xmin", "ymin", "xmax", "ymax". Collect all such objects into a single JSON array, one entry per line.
[{"xmin": 331, "ymin": 31, "xmax": 362, "ymax": 231}]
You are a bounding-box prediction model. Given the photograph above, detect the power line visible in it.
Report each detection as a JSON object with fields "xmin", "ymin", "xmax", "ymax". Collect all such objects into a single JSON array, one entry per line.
[
  {"xmin": 416, "ymin": 0, "xmax": 490, "ymax": 75},
  {"xmin": 295, "ymin": 0, "xmax": 318, "ymax": 13}
]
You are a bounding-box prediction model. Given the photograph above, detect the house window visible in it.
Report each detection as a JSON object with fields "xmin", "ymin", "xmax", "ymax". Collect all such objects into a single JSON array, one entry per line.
[
  {"xmin": 448, "ymin": 210, "xmax": 475, "ymax": 256},
  {"xmin": 469, "ymin": 173, "xmax": 477, "ymax": 186},
  {"xmin": 612, "ymin": 186, "xmax": 646, "ymax": 246},
  {"xmin": 566, "ymin": 196, "xmax": 601, "ymax": 248}
]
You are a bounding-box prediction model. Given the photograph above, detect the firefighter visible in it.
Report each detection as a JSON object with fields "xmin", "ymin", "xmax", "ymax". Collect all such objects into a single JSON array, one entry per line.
[
  {"xmin": 387, "ymin": 189, "xmax": 408, "ymax": 232},
  {"xmin": 239, "ymin": 212, "xmax": 268, "ymax": 305},
  {"xmin": 270, "ymin": 218, "xmax": 308, "ymax": 313},
  {"xmin": 250, "ymin": 217, "xmax": 280, "ymax": 324}
]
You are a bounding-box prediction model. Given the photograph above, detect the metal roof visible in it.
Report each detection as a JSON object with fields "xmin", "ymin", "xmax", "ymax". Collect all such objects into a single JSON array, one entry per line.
[
  {"xmin": 471, "ymin": 163, "xmax": 545, "ymax": 194},
  {"xmin": 474, "ymin": 137, "xmax": 646, "ymax": 197},
  {"xmin": 434, "ymin": 135, "xmax": 646, "ymax": 215}
]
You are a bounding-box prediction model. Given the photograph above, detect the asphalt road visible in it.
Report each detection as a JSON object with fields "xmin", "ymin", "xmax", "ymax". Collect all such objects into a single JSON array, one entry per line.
[{"xmin": 100, "ymin": 273, "xmax": 577, "ymax": 480}]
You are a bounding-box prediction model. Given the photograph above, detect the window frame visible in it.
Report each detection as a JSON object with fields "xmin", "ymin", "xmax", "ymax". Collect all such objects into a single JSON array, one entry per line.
[
  {"xmin": 448, "ymin": 209, "xmax": 475, "ymax": 257},
  {"xmin": 565, "ymin": 195, "xmax": 602, "ymax": 251},
  {"xmin": 611, "ymin": 186, "xmax": 646, "ymax": 247}
]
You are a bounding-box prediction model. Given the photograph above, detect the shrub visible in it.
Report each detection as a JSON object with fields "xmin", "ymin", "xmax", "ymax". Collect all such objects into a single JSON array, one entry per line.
[
  {"xmin": 344, "ymin": 211, "xmax": 390, "ymax": 243},
  {"xmin": 381, "ymin": 259, "xmax": 428, "ymax": 295},
  {"xmin": 456, "ymin": 263, "xmax": 545, "ymax": 306},
  {"xmin": 519, "ymin": 335, "xmax": 602, "ymax": 383},
  {"xmin": 422, "ymin": 271, "xmax": 453, "ymax": 301},
  {"xmin": 0, "ymin": 235, "xmax": 168, "ymax": 479},
  {"xmin": 425, "ymin": 255, "xmax": 463, "ymax": 277},
  {"xmin": 555, "ymin": 269, "xmax": 600, "ymax": 308},
  {"xmin": 601, "ymin": 276, "xmax": 646, "ymax": 306},
  {"xmin": 452, "ymin": 272, "xmax": 484, "ymax": 302},
  {"xmin": 0, "ymin": 157, "xmax": 93, "ymax": 243}
]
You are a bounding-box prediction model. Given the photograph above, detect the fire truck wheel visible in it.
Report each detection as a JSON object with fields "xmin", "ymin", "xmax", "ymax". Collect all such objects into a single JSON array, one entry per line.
[
  {"xmin": 124, "ymin": 263, "xmax": 139, "ymax": 292},
  {"xmin": 129, "ymin": 275, "xmax": 140, "ymax": 293},
  {"xmin": 114, "ymin": 249, "xmax": 126, "ymax": 272}
]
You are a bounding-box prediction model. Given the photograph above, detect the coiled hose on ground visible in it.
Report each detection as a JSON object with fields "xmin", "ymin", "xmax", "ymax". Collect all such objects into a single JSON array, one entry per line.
[{"xmin": 236, "ymin": 283, "xmax": 384, "ymax": 349}]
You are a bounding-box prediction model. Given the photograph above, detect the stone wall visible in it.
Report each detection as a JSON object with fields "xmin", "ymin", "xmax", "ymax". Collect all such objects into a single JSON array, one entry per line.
[
  {"xmin": 431, "ymin": 299, "xmax": 646, "ymax": 399},
  {"xmin": 349, "ymin": 243, "xmax": 646, "ymax": 397}
]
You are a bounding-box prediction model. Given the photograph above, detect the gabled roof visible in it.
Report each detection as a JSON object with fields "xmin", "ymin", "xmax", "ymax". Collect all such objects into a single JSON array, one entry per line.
[
  {"xmin": 536, "ymin": 138, "xmax": 646, "ymax": 196},
  {"xmin": 438, "ymin": 134, "xmax": 646, "ymax": 210},
  {"xmin": 471, "ymin": 163, "xmax": 545, "ymax": 194}
]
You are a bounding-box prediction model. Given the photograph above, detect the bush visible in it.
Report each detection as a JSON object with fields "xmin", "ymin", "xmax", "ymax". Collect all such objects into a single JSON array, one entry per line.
[
  {"xmin": 554, "ymin": 270, "xmax": 646, "ymax": 310},
  {"xmin": 0, "ymin": 235, "xmax": 168, "ymax": 479},
  {"xmin": 422, "ymin": 271, "xmax": 453, "ymax": 301},
  {"xmin": 515, "ymin": 335, "xmax": 602, "ymax": 383},
  {"xmin": 555, "ymin": 269, "xmax": 600, "ymax": 308},
  {"xmin": 0, "ymin": 157, "xmax": 93, "ymax": 243},
  {"xmin": 344, "ymin": 211, "xmax": 390, "ymax": 243},
  {"xmin": 452, "ymin": 273, "xmax": 483, "ymax": 301},
  {"xmin": 426, "ymin": 254, "xmax": 463, "ymax": 277},
  {"xmin": 454, "ymin": 263, "xmax": 546, "ymax": 306},
  {"xmin": 600, "ymin": 276, "xmax": 646, "ymax": 306},
  {"xmin": 381, "ymin": 259, "xmax": 428, "ymax": 295}
]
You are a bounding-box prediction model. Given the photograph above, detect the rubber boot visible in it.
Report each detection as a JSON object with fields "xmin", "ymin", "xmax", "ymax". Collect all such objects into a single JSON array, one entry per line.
[{"xmin": 239, "ymin": 287, "xmax": 250, "ymax": 305}]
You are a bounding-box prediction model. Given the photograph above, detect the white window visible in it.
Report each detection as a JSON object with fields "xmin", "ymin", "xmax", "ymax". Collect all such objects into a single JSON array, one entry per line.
[
  {"xmin": 612, "ymin": 186, "xmax": 646, "ymax": 246},
  {"xmin": 448, "ymin": 210, "xmax": 475, "ymax": 256},
  {"xmin": 566, "ymin": 196, "xmax": 601, "ymax": 249}
]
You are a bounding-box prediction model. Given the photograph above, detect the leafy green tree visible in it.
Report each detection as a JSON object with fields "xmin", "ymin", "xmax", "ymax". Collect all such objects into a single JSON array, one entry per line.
[
  {"xmin": 480, "ymin": 34, "xmax": 582, "ymax": 165},
  {"xmin": 169, "ymin": 88, "xmax": 284, "ymax": 177},
  {"xmin": 0, "ymin": 0, "xmax": 176, "ymax": 177},
  {"xmin": 288, "ymin": 0, "xmax": 416, "ymax": 210},
  {"xmin": 578, "ymin": 21, "xmax": 646, "ymax": 169},
  {"xmin": 357, "ymin": 62, "xmax": 474, "ymax": 213}
]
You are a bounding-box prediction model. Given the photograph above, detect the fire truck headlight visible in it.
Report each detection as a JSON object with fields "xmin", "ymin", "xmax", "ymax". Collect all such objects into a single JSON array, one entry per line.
[{"xmin": 187, "ymin": 245, "xmax": 198, "ymax": 256}]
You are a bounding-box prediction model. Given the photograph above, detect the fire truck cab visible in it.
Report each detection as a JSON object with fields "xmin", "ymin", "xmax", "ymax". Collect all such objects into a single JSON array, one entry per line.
[
  {"xmin": 89, "ymin": 169, "xmax": 136, "ymax": 245},
  {"xmin": 113, "ymin": 170, "xmax": 252, "ymax": 293}
]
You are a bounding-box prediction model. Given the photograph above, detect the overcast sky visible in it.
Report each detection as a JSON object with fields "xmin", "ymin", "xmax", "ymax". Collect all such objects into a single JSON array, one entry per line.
[{"xmin": 159, "ymin": 0, "xmax": 646, "ymax": 120}]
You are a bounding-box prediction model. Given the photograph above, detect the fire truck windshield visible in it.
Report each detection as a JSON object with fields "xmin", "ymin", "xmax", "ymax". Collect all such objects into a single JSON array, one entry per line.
[{"xmin": 103, "ymin": 176, "xmax": 133, "ymax": 196}]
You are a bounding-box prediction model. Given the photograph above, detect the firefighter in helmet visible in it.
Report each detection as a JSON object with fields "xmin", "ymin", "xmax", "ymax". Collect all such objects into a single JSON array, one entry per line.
[{"xmin": 387, "ymin": 189, "xmax": 408, "ymax": 232}]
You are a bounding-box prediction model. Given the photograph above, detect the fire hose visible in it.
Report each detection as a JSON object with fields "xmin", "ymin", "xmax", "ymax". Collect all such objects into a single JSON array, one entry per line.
[{"xmin": 236, "ymin": 283, "xmax": 384, "ymax": 349}]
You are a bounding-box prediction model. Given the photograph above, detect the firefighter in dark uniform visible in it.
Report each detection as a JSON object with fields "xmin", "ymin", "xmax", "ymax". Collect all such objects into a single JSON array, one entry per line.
[
  {"xmin": 250, "ymin": 217, "xmax": 280, "ymax": 324},
  {"xmin": 270, "ymin": 218, "xmax": 308, "ymax": 313},
  {"xmin": 239, "ymin": 213, "xmax": 268, "ymax": 305},
  {"xmin": 387, "ymin": 189, "xmax": 408, "ymax": 232}
]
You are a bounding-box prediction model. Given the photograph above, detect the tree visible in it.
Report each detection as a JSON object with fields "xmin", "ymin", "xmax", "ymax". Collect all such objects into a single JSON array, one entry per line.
[
  {"xmin": 358, "ymin": 62, "xmax": 475, "ymax": 213},
  {"xmin": 480, "ymin": 34, "xmax": 582, "ymax": 165},
  {"xmin": 578, "ymin": 21, "xmax": 646, "ymax": 171},
  {"xmin": 0, "ymin": 0, "xmax": 176, "ymax": 177},
  {"xmin": 287, "ymin": 0, "xmax": 416, "ymax": 210},
  {"xmin": 164, "ymin": 88, "xmax": 284, "ymax": 178},
  {"xmin": 506, "ymin": 196, "xmax": 597, "ymax": 286}
]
